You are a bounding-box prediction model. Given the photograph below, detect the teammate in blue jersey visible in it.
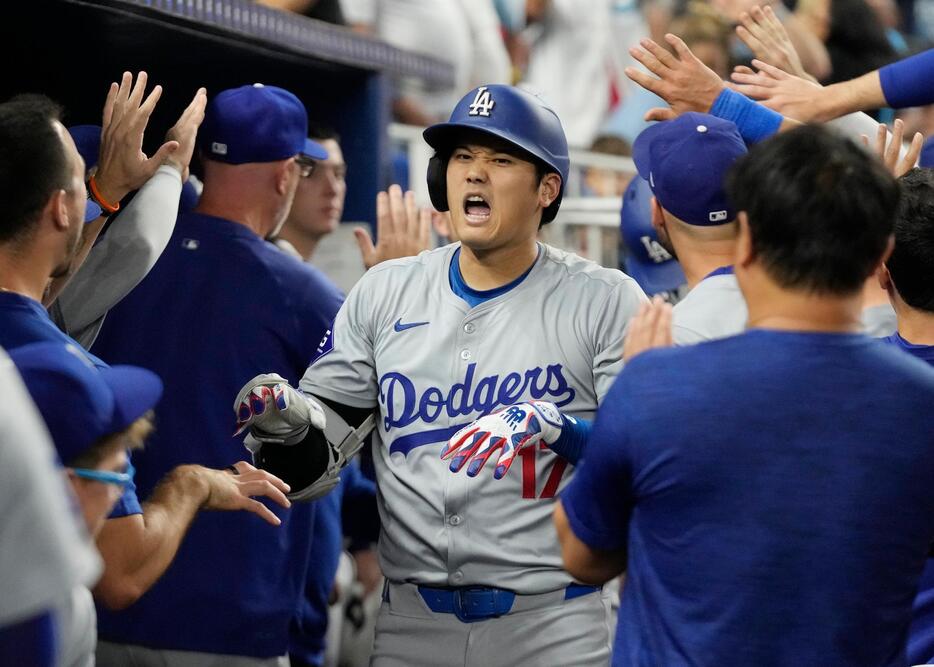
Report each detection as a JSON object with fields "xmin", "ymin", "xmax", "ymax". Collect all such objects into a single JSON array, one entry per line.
[
  {"xmin": 556, "ymin": 125, "xmax": 934, "ymax": 666},
  {"xmin": 878, "ymin": 168, "xmax": 934, "ymax": 664},
  {"xmin": 91, "ymin": 84, "xmax": 343, "ymax": 666},
  {"xmin": 235, "ymin": 84, "xmax": 646, "ymax": 666},
  {"xmin": 0, "ymin": 91, "xmax": 290, "ymax": 649}
]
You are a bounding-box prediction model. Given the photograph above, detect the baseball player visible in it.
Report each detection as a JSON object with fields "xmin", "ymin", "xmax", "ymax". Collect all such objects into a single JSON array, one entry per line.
[{"xmin": 235, "ymin": 84, "xmax": 646, "ymax": 666}]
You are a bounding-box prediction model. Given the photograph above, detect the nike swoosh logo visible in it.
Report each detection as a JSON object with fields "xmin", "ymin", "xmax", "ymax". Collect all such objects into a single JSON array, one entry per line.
[{"xmin": 393, "ymin": 318, "xmax": 429, "ymax": 332}]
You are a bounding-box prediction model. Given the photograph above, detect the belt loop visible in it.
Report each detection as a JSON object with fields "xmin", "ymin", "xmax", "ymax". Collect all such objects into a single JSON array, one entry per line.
[{"xmin": 381, "ymin": 580, "xmax": 390, "ymax": 604}]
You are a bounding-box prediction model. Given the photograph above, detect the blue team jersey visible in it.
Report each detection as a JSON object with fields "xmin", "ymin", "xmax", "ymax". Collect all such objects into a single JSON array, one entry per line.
[
  {"xmin": 0, "ymin": 291, "xmax": 142, "ymax": 517},
  {"xmin": 884, "ymin": 332, "xmax": 934, "ymax": 666},
  {"xmin": 562, "ymin": 329, "xmax": 934, "ymax": 667},
  {"xmin": 91, "ymin": 212, "xmax": 343, "ymax": 658}
]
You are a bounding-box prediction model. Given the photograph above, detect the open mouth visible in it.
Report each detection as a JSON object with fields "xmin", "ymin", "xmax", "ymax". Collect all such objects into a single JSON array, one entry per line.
[{"xmin": 463, "ymin": 195, "xmax": 492, "ymax": 224}]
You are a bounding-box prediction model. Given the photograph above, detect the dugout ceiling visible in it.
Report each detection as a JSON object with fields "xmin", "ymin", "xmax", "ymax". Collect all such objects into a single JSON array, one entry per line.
[{"xmin": 2, "ymin": 0, "xmax": 453, "ymax": 224}]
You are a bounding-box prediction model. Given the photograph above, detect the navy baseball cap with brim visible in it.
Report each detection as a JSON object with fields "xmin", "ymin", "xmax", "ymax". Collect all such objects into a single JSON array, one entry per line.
[
  {"xmin": 9, "ymin": 342, "xmax": 163, "ymax": 465},
  {"xmin": 620, "ymin": 176, "xmax": 686, "ymax": 295},
  {"xmin": 67, "ymin": 125, "xmax": 104, "ymax": 223},
  {"xmin": 633, "ymin": 112, "xmax": 746, "ymax": 226},
  {"xmin": 69, "ymin": 124, "xmax": 102, "ymax": 171},
  {"xmin": 198, "ymin": 84, "xmax": 327, "ymax": 164}
]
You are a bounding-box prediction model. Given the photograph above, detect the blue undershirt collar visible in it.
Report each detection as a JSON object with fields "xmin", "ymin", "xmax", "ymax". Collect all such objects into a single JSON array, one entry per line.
[{"xmin": 449, "ymin": 246, "xmax": 541, "ymax": 308}]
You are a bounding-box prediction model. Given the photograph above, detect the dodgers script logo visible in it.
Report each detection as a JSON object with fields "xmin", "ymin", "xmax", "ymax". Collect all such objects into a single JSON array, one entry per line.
[
  {"xmin": 468, "ymin": 87, "xmax": 495, "ymax": 117},
  {"xmin": 379, "ymin": 362, "xmax": 575, "ymax": 456}
]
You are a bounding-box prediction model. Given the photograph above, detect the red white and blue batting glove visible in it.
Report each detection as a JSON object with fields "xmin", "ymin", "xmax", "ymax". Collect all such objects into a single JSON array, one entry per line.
[
  {"xmin": 441, "ymin": 401, "xmax": 564, "ymax": 479},
  {"xmin": 233, "ymin": 373, "xmax": 326, "ymax": 443}
]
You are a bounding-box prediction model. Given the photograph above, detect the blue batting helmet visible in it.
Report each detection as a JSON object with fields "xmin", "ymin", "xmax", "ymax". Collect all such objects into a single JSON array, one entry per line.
[
  {"xmin": 423, "ymin": 84, "xmax": 570, "ymax": 224},
  {"xmin": 620, "ymin": 176, "xmax": 686, "ymax": 296}
]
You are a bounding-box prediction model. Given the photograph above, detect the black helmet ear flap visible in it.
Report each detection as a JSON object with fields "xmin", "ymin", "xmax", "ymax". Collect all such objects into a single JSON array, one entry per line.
[{"xmin": 426, "ymin": 152, "xmax": 449, "ymax": 213}]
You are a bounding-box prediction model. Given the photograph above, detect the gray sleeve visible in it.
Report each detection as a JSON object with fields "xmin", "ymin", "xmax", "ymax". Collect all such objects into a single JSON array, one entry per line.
[
  {"xmin": 0, "ymin": 352, "xmax": 101, "ymax": 625},
  {"xmin": 51, "ymin": 166, "xmax": 182, "ymax": 348},
  {"xmin": 300, "ymin": 276, "xmax": 379, "ymax": 408},
  {"xmin": 672, "ymin": 324, "xmax": 711, "ymax": 346},
  {"xmin": 828, "ymin": 112, "xmax": 913, "ymax": 163},
  {"xmin": 592, "ymin": 279, "xmax": 648, "ymax": 402}
]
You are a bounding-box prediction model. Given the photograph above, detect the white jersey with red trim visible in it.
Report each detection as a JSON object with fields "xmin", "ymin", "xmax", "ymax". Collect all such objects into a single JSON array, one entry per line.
[{"xmin": 301, "ymin": 242, "xmax": 645, "ymax": 593}]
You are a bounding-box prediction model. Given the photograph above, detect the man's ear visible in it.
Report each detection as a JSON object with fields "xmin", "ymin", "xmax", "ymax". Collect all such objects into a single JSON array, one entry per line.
[
  {"xmin": 735, "ymin": 212, "xmax": 755, "ymax": 268},
  {"xmin": 47, "ymin": 189, "xmax": 70, "ymax": 232},
  {"xmin": 539, "ymin": 173, "xmax": 561, "ymax": 208},
  {"xmin": 275, "ymin": 160, "xmax": 295, "ymax": 196},
  {"xmin": 650, "ymin": 196, "xmax": 666, "ymax": 235}
]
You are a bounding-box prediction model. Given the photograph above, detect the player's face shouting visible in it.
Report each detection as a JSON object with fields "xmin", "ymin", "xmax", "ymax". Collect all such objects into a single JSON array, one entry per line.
[{"xmin": 446, "ymin": 143, "xmax": 548, "ymax": 251}]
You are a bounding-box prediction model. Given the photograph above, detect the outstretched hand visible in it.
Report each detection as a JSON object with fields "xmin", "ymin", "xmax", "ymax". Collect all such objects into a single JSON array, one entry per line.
[
  {"xmin": 163, "ymin": 87, "xmax": 208, "ymax": 182},
  {"xmin": 735, "ymin": 5, "xmax": 814, "ymax": 82},
  {"xmin": 861, "ymin": 118, "xmax": 923, "ymax": 179},
  {"xmin": 200, "ymin": 461, "xmax": 291, "ymax": 526},
  {"xmin": 625, "ymin": 34, "xmax": 726, "ymax": 122},
  {"xmin": 730, "ymin": 59, "xmax": 826, "ymax": 122},
  {"xmin": 355, "ymin": 185, "xmax": 432, "ymax": 270},
  {"xmin": 94, "ymin": 71, "xmax": 181, "ymax": 204}
]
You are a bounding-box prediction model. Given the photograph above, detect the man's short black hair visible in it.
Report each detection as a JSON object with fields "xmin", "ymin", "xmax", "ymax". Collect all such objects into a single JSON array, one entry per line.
[
  {"xmin": 308, "ymin": 122, "xmax": 340, "ymax": 144},
  {"xmin": 0, "ymin": 94, "xmax": 70, "ymax": 244},
  {"xmin": 727, "ymin": 125, "xmax": 899, "ymax": 295},
  {"xmin": 888, "ymin": 168, "xmax": 934, "ymax": 312}
]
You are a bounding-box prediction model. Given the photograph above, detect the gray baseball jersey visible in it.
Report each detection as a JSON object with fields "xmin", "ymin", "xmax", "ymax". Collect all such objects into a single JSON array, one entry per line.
[
  {"xmin": 673, "ymin": 271, "xmax": 899, "ymax": 344},
  {"xmin": 301, "ymin": 242, "xmax": 645, "ymax": 594},
  {"xmin": 672, "ymin": 272, "xmax": 747, "ymax": 345}
]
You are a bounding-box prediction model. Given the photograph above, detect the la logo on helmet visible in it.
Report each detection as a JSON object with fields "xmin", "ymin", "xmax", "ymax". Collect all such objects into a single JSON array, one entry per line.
[{"xmin": 468, "ymin": 87, "xmax": 495, "ymax": 117}]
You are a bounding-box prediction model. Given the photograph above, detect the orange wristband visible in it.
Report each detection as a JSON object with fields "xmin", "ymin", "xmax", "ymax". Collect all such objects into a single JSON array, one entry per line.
[{"xmin": 88, "ymin": 175, "xmax": 121, "ymax": 214}]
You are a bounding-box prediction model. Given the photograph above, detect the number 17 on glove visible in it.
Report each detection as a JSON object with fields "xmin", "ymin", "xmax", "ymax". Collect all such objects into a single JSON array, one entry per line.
[{"xmin": 440, "ymin": 401, "xmax": 564, "ymax": 480}]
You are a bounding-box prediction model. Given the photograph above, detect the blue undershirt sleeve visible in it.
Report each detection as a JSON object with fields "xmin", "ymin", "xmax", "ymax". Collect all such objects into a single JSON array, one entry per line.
[
  {"xmin": 548, "ymin": 415, "xmax": 592, "ymax": 465},
  {"xmin": 0, "ymin": 611, "xmax": 57, "ymax": 667},
  {"xmin": 879, "ymin": 49, "xmax": 934, "ymax": 109}
]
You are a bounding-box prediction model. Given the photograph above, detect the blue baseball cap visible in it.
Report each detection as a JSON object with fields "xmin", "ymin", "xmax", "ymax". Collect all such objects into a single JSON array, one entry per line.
[
  {"xmin": 68, "ymin": 124, "xmax": 102, "ymax": 171},
  {"xmin": 198, "ymin": 84, "xmax": 327, "ymax": 165},
  {"xmin": 633, "ymin": 112, "xmax": 746, "ymax": 226},
  {"xmin": 66, "ymin": 125, "xmax": 104, "ymax": 223},
  {"xmin": 9, "ymin": 342, "xmax": 163, "ymax": 465},
  {"xmin": 620, "ymin": 176, "xmax": 686, "ymax": 295}
]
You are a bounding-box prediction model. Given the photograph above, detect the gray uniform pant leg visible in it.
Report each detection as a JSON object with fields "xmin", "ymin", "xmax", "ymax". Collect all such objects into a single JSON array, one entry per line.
[
  {"xmin": 370, "ymin": 585, "xmax": 612, "ymax": 667},
  {"xmin": 96, "ymin": 642, "xmax": 289, "ymax": 667}
]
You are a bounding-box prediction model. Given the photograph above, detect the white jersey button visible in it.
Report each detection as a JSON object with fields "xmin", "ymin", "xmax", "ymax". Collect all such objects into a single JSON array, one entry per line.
[
  {"xmin": 464, "ymin": 322, "xmax": 476, "ymax": 334},
  {"xmin": 451, "ymin": 571, "xmax": 464, "ymax": 583},
  {"xmin": 460, "ymin": 349, "xmax": 471, "ymax": 361},
  {"xmin": 448, "ymin": 514, "xmax": 462, "ymax": 526}
]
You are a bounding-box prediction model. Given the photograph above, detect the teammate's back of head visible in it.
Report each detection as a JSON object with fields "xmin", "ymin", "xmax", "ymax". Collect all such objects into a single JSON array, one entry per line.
[
  {"xmin": 727, "ymin": 124, "xmax": 900, "ymax": 295},
  {"xmin": 0, "ymin": 95, "xmax": 70, "ymax": 244},
  {"xmin": 888, "ymin": 168, "xmax": 934, "ymax": 313}
]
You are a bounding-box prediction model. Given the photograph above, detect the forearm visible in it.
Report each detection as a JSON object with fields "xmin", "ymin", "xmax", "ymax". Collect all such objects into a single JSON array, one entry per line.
[
  {"xmin": 554, "ymin": 501, "xmax": 626, "ymax": 585},
  {"xmin": 814, "ymin": 71, "xmax": 886, "ymax": 121},
  {"xmin": 94, "ymin": 465, "xmax": 208, "ymax": 609},
  {"xmin": 548, "ymin": 415, "xmax": 591, "ymax": 465},
  {"xmin": 53, "ymin": 166, "xmax": 182, "ymax": 341}
]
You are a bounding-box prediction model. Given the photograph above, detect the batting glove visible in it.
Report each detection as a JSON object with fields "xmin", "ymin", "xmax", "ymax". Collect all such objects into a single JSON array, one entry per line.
[
  {"xmin": 233, "ymin": 373, "xmax": 326, "ymax": 445},
  {"xmin": 440, "ymin": 401, "xmax": 564, "ymax": 479}
]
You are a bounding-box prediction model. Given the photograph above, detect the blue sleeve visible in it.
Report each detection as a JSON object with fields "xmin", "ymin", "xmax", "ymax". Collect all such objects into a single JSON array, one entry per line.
[
  {"xmin": 548, "ymin": 416, "xmax": 592, "ymax": 464},
  {"xmin": 107, "ymin": 457, "xmax": 142, "ymax": 518},
  {"xmin": 559, "ymin": 376, "xmax": 635, "ymax": 552},
  {"xmin": 341, "ymin": 462, "xmax": 380, "ymax": 551},
  {"xmin": 879, "ymin": 49, "xmax": 934, "ymax": 109},
  {"xmin": 0, "ymin": 611, "xmax": 57, "ymax": 667}
]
